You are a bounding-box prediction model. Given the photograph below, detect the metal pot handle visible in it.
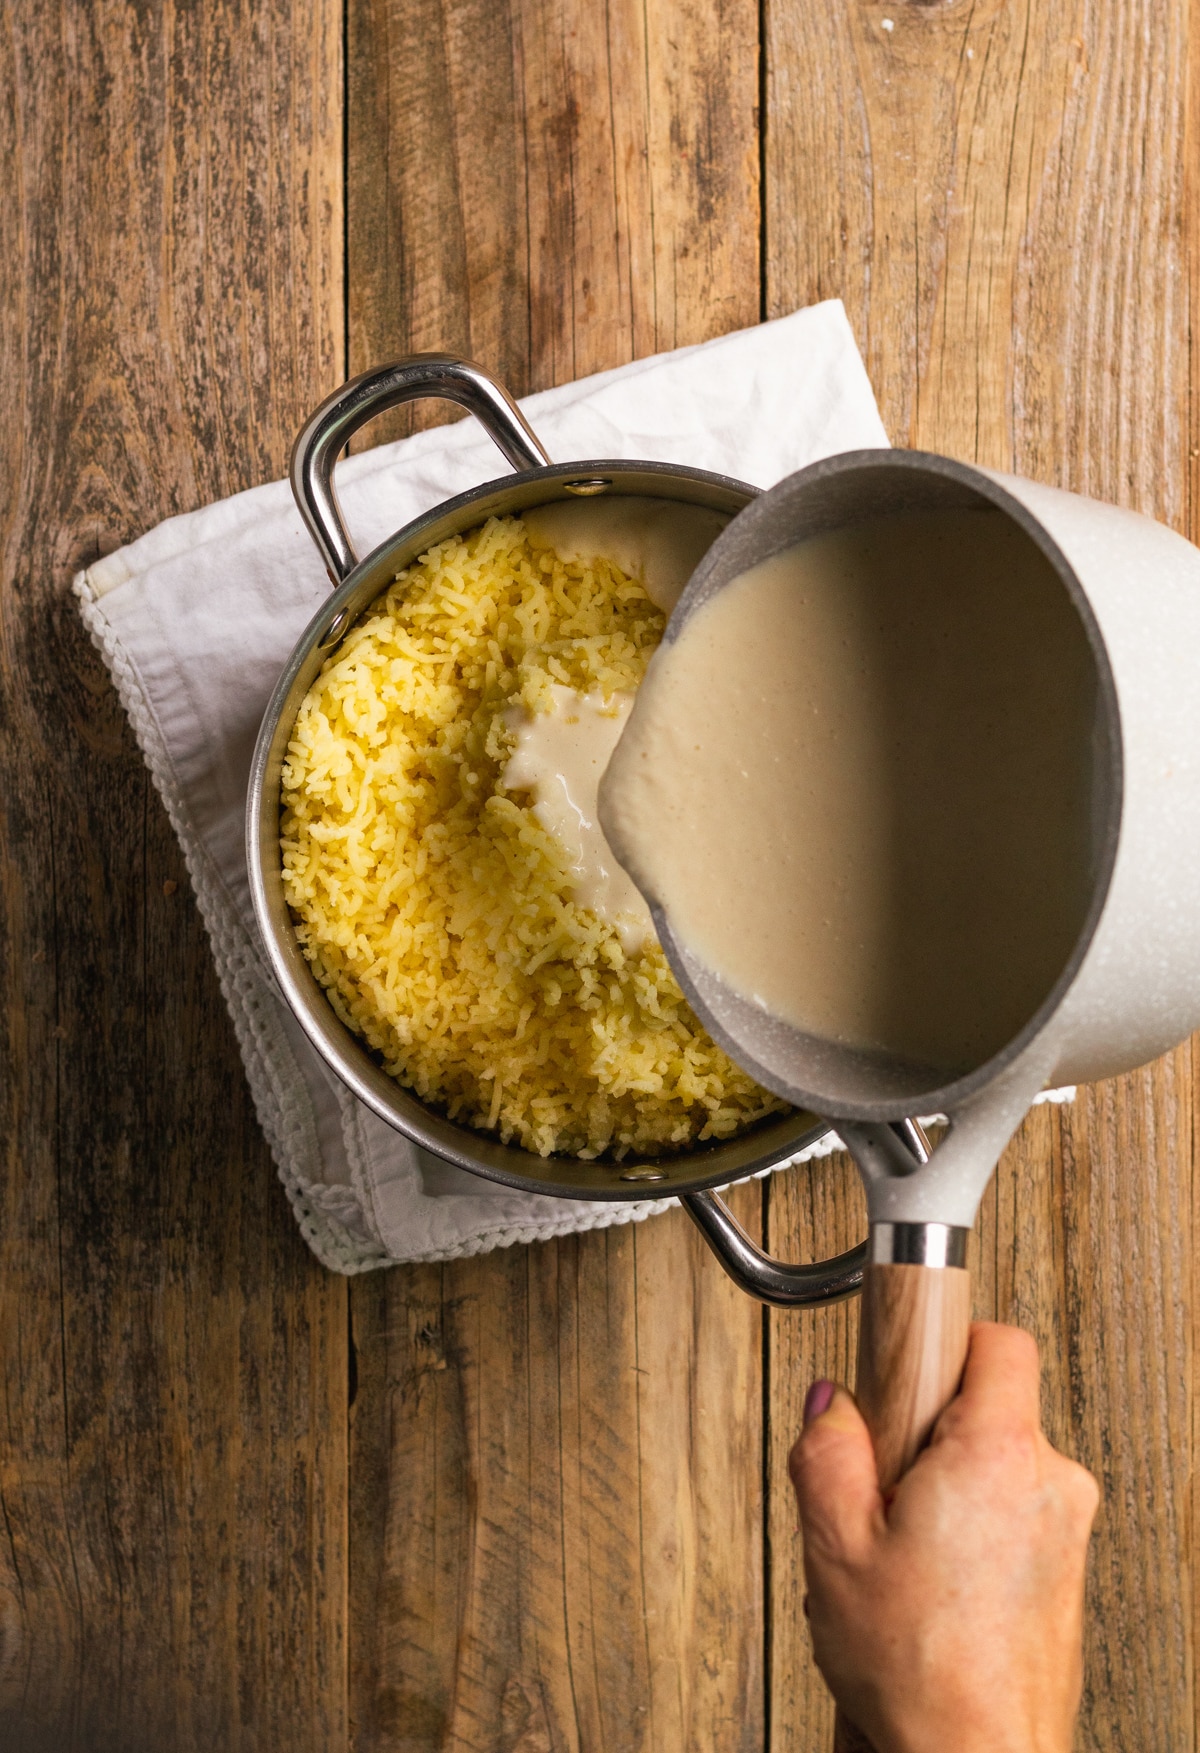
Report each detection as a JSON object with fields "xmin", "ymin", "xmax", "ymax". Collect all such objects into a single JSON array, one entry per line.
[
  {"xmin": 681, "ymin": 1121, "xmax": 930, "ymax": 1306},
  {"xmin": 682, "ymin": 1190, "xmax": 867, "ymax": 1306},
  {"xmin": 291, "ymin": 353, "xmax": 552, "ymax": 585}
]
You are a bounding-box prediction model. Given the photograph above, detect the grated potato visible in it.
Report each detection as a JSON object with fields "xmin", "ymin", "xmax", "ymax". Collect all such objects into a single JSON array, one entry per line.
[{"xmin": 280, "ymin": 513, "xmax": 787, "ymax": 1158}]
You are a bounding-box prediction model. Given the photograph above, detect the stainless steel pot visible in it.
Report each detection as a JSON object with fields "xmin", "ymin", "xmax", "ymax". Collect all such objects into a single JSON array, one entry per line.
[{"xmin": 245, "ymin": 353, "xmax": 871, "ymax": 1304}]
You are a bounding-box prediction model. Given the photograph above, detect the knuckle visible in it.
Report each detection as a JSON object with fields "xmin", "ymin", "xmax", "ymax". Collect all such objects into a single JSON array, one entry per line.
[
  {"xmin": 788, "ymin": 1422, "xmax": 839, "ymax": 1495},
  {"xmin": 976, "ymin": 1319, "xmax": 1039, "ymax": 1371},
  {"xmin": 1063, "ymin": 1458, "xmax": 1101, "ymax": 1520},
  {"xmin": 1007, "ymin": 1425, "xmax": 1043, "ymax": 1470},
  {"xmin": 965, "ymin": 1421, "xmax": 1042, "ymax": 1478}
]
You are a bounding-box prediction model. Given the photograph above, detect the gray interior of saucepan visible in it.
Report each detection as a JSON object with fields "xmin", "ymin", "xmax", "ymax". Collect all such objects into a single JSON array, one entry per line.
[
  {"xmin": 248, "ymin": 461, "xmax": 830, "ymax": 1201},
  {"xmin": 655, "ymin": 449, "xmax": 1123, "ymax": 1124}
]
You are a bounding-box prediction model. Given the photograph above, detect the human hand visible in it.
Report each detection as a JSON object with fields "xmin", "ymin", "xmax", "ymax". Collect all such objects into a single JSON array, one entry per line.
[{"xmin": 790, "ymin": 1323, "xmax": 1099, "ymax": 1753}]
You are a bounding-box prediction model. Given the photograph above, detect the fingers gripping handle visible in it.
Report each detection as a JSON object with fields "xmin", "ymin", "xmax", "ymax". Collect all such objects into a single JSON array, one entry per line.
[
  {"xmin": 291, "ymin": 353, "xmax": 552, "ymax": 585},
  {"xmin": 685, "ymin": 1135, "xmax": 972, "ymax": 1745}
]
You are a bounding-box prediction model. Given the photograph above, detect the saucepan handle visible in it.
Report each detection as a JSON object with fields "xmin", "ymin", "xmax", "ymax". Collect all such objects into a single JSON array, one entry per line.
[
  {"xmin": 686, "ymin": 1128, "xmax": 971, "ymax": 1750},
  {"xmin": 852, "ymin": 1221, "xmax": 972, "ymax": 1487},
  {"xmin": 831, "ymin": 1120, "xmax": 972, "ymax": 1753},
  {"xmin": 291, "ymin": 353, "xmax": 552, "ymax": 585},
  {"xmin": 828, "ymin": 1235, "xmax": 972, "ymax": 1753}
]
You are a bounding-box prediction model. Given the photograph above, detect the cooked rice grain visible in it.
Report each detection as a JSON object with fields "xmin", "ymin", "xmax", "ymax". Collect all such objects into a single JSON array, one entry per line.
[{"xmin": 280, "ymin": 513, "xmax": 787, "ymax": 1158}]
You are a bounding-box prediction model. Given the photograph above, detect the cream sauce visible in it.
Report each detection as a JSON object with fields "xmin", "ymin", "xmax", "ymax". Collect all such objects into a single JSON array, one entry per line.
[
  {"xmin": 503, "ymin": 685, "xmax": 654, "ymax": 951},
  {"xmin": 599, "ymin": 508, "xmax": 1098, "ymax": 1077},
  {"xmin": 524, "ymin": 497, "xmax": 729, "ymax": 614}
]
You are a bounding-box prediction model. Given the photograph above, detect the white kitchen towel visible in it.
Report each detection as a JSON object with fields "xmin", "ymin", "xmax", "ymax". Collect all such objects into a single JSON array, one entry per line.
[{"xmin": 74, "ymin": 299, "xmax": 1039, "ymax": 1275}]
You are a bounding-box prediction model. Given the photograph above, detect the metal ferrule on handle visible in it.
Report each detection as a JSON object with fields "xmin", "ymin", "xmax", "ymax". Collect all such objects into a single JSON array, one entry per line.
[
  {"xmin": 869, "ymin": 1221, "xmax": 969, "ymax": 1267},
  {"xmin": 290, "ymin": 353, "xmax": 552, "ymax": 585}
]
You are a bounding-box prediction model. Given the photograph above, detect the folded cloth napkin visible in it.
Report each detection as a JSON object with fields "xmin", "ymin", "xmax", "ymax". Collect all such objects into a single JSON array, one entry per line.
[{"xmin": 75, "ymin": 299, "xmax": 1044, "ymax": 1274}]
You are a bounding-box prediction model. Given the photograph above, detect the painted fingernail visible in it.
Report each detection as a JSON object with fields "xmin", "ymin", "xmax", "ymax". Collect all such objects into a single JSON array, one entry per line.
[{"xmin": 803, "ymin": 1379, "xmax": 835, "ymax": 1425}]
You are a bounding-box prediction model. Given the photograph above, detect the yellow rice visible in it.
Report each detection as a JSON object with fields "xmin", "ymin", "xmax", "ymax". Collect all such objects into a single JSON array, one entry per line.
[{"xmin": 280, "ymin": 513, "xmax": 788, "ymax": 1158}]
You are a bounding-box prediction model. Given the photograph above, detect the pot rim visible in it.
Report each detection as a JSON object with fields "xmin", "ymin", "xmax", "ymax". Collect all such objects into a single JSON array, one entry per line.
[{"xmin": 246, "ymin": 456, "xmax": 833, "ymax": 1201}]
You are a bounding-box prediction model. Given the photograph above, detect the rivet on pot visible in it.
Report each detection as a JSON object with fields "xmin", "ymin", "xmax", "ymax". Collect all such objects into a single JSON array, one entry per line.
[
  {"xmin": 318, "ymin": 609, "xmax": 350, "ymax": 650},
  {"xmin": 620, "ymin": 1167, "xmax": 666, "ymax": 1182},
  {"xmin": 563, "ymin": 478, "xmax": 612, "ymax": 497}
]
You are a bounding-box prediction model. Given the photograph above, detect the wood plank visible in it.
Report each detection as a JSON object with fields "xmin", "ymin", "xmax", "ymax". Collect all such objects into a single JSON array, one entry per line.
[
  {"xmin": 995, "ymin": 1069, "xmax": 1193, "ymax": 1748},
  {"xmin": 350, "ymin": 1194, "xmax": 764, "ymax": 1751},
  {"xmin": 763, "ymin": 1149, "xmax": 863, "ymax": 1751},
  {"xmin": 347, "ymin": 0, "xmax": 760, "ymax": 438},
  {"xmin": 345, "ymin": 1, "xmax": 763, "ymax": 1743},
  {"xmin": 764, "ymin": 1, "xmax": 1194, "ymax": 1746},
  {"xmin": 0, "ymin": 4, "xmax": 347, "ymax": 1748}
]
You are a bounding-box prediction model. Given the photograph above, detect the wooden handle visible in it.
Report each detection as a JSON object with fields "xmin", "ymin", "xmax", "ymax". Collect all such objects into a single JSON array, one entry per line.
[
  {"xmin": 855, "ymin": 1259, "xmax": 972, "ymax": 1492},
  {"xmin": 831, "ymin": 1260, "xmax": 972, "ymax": 1750}
]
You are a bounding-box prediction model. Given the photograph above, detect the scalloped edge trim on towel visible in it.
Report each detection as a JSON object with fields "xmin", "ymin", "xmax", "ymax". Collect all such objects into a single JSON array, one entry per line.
[{"xmin": 74, "ymin": 568, "xmax": 396, "ymax": 1274}]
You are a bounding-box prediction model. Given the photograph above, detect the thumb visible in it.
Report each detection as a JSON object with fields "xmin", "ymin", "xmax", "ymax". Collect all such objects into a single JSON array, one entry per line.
[{"xmin": 789, "ymin": 1383, "xmax": 883, "ymax": 1564}]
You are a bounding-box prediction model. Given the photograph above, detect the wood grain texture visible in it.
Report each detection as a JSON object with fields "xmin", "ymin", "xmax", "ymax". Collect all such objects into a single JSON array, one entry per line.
[
  {"xmin": 347, "ymin": 0, "xmax": 760, "ymax": 442},
  {"xmin": 7, "ymin": 1, "xmax": 1198, "ymax": 1748},
  {"xmin": 764, "ymin": 1149, "xmax": 865, "ymax": 1750},
  {"xmin": 765, "ymin": 2, "xmax": 1194, "ymax": 1746},
  {"xmin": 349, "ymin": 1193, "xmax": 765, "ymax": 1752},
  {"xmin": 766, "ymin": 0, "xmax": 1187, "ymax": 510},
  {"xmin": 0, "ymin": 4, "xmax": 346, "ymax": 1749},
  {"xmin": 994, "ymin": 1073, "xmax": 1194, "ymax": 1749}
]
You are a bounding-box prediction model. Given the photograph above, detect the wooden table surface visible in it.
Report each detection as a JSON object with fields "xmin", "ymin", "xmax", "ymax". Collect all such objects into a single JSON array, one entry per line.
[{"xmin": 2, "ymin": 3, "xmax": 1194, "ymax": 1748}]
